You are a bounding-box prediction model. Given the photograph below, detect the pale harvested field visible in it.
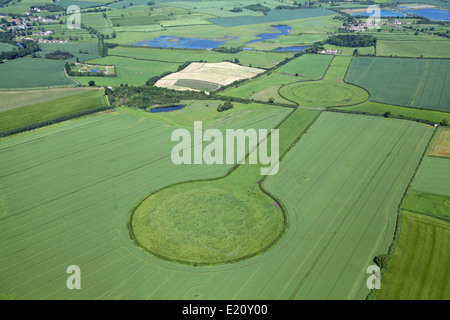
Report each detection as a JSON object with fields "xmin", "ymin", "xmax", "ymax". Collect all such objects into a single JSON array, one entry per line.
[{"xmin": 154, "ymin": 62, "xmax": 265, "ymax": 92}]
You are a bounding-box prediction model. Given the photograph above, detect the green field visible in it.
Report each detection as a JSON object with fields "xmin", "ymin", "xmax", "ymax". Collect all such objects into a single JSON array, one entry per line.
[
  {"xmin": 411, "ymin": 156, "xmax": 450, "ymax": 197},
  {"xmin": 38, "ymin": 43, "xmax": 100, "ymax": 62},
  {"xmin": 345, "ymin": 57, "xmax": 450, "ymax": 112},
  {"xmin": 131, "ymin": 178, "xmax": 285, "ymax": 265},
  {"xmin": 0, "ymin": 88, "xmax": 99, "ymax": 112},
  {"xmin": 375, "ymin": 211, "xmax": 450, "ymax": 300},
  {"xmin": 0, "ymin": 89, "xmax": 107, "ymax": 132},
  {"xmin": 274, "ymin": 54, "xmax": 333, "ymax": 80},
  {"xmin": 402, "ymin": 190, "xmax": 450, "ymax": 221},
  {"xmin": 0, "ymin": 42, "xmax": 15, "ymax": 52},
  {"xmin": 0, "ymin": 58, "xmax": 75, "ymax": 89},
  {"xmin": 376, "ymin": 40, "xmax": 450, "ymax": 59},
  {"xmin": 279, "ymin": 56, "xmax": 368, "ymax": 108}
]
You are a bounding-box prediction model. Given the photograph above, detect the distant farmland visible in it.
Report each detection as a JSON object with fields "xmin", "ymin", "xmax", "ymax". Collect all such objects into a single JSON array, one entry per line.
[
  {"xmin": 345, "ymin": 57, "xmax": 450, "ymax": 112},
  {"xmin": 0, "ymin": 58, "xmax": 74, "ymax": 89}
]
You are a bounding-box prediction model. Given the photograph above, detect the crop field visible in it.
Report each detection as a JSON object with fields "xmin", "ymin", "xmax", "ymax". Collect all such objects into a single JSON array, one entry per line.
[
  {"xmin": 402, "ymin": 190, "xmax": 450, "ymax": 221},
  {"xmin": 375, "ymin": 211, "xmax": 450, "ymax": 300},
  {"xmin": 345, "ymin": 57, "xmax": 450, "ymax": 112},
  {"xmin": 0, "ymin": 89, "xmax": 107, "ymax": 132},
  {"xmin": 154, "ymin": 62, "xmax": 265, "ymax": 91},
  {"xmin": 0, "ymin": 88, "xmax": 99, "ymax": 112},
  {"xmin": 411, "ymin": 156, "xmax": 450, "ymax": 197},
  {"xmin": 376, "ymin": 40, "xmax": 450, "ymax": 58},
  {"xmin": 263, "ymin": 112, "xmax": 433, "ymax": 299},
  {"xmin": 0, "ymin": 58, "xmax": 75, "ymax": 89},
  {"xmin": 275, "ymin": 54, "xmax": 333, "ymax": 79},
  {"xmin": 428, "ymin": 127, "xmax": 450, "ymax": 158}
]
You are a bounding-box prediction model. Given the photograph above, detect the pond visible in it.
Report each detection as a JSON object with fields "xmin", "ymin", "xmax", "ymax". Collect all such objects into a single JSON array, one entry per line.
[
  {"xmin": 150, "ymin": 105, "xmax": 185, "ymax": 113},
  {"xmin": 402, "ymin": 8, "xmax": 450, "ymax": 21},
  {"xmin": 133, "ymin": 36, "xmax": 237, "ymax": 49},
  {"xmin": 90, "ymin": 68, "xmax": 99, "ymax": 73}
]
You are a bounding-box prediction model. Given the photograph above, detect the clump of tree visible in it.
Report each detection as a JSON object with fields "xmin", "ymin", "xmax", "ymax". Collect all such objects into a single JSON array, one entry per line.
[
  {"xmin": 0, "ymin": 33, "xmax": 41, "ymax": 61},
  {"xmin": 374, "ymin": 254, "xmax": 390, "ymax": 270},
  {"xmin": 106, "ymin": 85, "xmax": 212, "ymax": 109},
  {"xmin": 30, "ymin": 4, "xmax": 64, "ymax": 12},
  {"xmin": 45, "ymin": 49, "xmax": 74, "ymax": 60},
  {"xmin": 217, "ymin": 101, "xmax": 233, "ymax": 112},
  {"xmin": 325, "ymin": 34, "xmax": 377, "ymax": 47},
  {"xmin": 0, "ymin": 0, "xmax": 15, "ymax": 8},
  {"xmin": 243, "ymin": 4, "xmax": 270, "ymax": 15},
  {"xmin": 213, "ymin": 47, "xmax": 242, "ymax": 54},
  {"xmin": 230, "ymin": 7, "xmax": 242, "ymax": 13}
]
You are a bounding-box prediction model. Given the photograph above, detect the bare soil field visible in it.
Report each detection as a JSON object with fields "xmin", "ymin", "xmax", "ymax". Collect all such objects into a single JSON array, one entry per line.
[{"xmin": 154, "ymin": 62, "xmax": 265, "ymax": 92}]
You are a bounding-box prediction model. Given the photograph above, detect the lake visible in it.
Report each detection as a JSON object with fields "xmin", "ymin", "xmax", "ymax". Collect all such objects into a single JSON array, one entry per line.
[
  {"xmin": 133, "ymin": 36, "xmax": 237, "ymax": 49},
  {"xmin": 247, "ymin": 25, "xmax": 292, "ymax": 44},
  {"xmin": 403, "ymin": 9, "xmax": 450, "ymax": 21},
  {"xmin": 150, "ymin": 105, "xmax": 185, "ymax": 113}
]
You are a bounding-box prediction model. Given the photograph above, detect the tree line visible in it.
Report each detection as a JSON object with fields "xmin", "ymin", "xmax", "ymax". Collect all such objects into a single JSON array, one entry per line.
[{"xmin": 325, "ymin": 34, "xmax": 377, "ymax": 48}]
